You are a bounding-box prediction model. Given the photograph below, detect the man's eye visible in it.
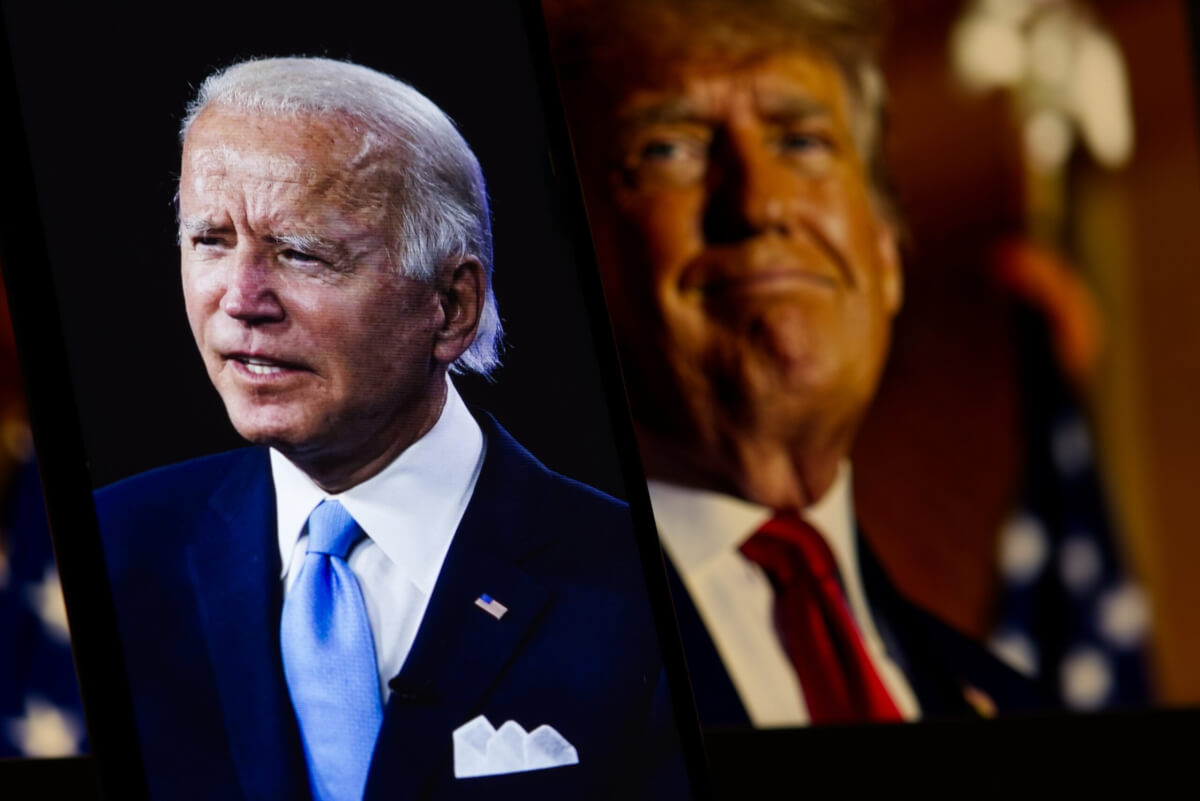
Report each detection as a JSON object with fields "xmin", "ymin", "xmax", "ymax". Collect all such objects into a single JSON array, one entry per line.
[
  {"xmin": 281, "ymin": 249, "xmax": 323, "ymax": 265},
  {"xmin": 193, "ymin": 236, "xmax": 226, "ymax": 249},
  {"xmin": 640, "ymin": 140, "xmax": 682, "ymax": 161},
  {"xmin": 779, "ymin": 130, "xmax": 835, "ymax": 157},
  {"xmin": 627, "ymin": 136, "xmax": 707, "ymax": 187},
  {"xmin": 638, "ymin": 137, "xmax": 705, "ymax": 163}
]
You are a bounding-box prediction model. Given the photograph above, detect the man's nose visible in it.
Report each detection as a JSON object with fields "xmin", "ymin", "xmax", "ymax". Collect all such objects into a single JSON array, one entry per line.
[
  {"xmin": 702, "ymin": 132, "xmax": 794, "ymax": 244},
  {"xmin": 220, "ymin": 248, "xmax": 285, "ymax": 324}
]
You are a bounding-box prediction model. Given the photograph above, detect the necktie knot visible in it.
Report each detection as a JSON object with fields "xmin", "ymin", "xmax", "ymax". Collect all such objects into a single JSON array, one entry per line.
[
  {"xmin": 306, "ymin": 500, "xmax": 362, "ymax": 558},
  {"xmin": 740, "ymin": 513, "xmax": 840, "ymax": 588}
]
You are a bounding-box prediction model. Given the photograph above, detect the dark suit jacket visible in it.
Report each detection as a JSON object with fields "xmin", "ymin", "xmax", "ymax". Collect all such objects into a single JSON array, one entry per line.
[
  {"xmin": 665, "ymin": 528, "xmax": 1050, "ymax": 729},
  {"xmin": 95, "ymin": 416, "xmax": 683, "ymax": 800}
]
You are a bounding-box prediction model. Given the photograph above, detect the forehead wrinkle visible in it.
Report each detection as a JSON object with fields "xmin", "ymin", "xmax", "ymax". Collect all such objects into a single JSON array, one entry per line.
[
  {"xmin": 618, "ymin": 43, "xmax": 847, "ymax": 110},
  {"xmin": 186, "ymin": 154, "xmax": 387, "ymax": 237},
  {"xmin": 193, "ymin": 115, "xmax": 406, "ymax": 257},
  {"xmin": 181, "ymin": 110, "xmax": 401, "ymax": 255},
  {"xmin": 185, "ymin": 133, "xmax": 368, "ymax": 196},
  {"xmin": 186, "ymin": 141, "xmax": 308, "ymax": 181},
  {"xmin": 620, "ymin": 68, "xmax": 834, "ymax": 130}
]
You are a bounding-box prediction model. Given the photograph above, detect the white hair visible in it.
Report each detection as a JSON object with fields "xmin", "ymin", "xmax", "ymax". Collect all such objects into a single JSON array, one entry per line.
[{"xmin": 181, "ymin": 56, "xmax": 502, "ymax": 376}]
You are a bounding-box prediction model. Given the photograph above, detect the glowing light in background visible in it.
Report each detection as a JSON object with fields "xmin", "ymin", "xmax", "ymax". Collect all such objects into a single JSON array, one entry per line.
[
  {"xmin": 1073, "ymin": 30, "xmax": 1134, "ymax": 167},
  {"xmin": 952, "ymin": 12, "xmax": 1026, "ymax": 90},
  {"xmin": 950, "ymin": 0, "xmax": 1134, "ymax": 173}
]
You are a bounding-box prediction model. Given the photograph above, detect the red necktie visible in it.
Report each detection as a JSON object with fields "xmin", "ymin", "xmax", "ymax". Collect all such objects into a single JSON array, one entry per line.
[{"xmin": 739, "ymin": 513, "xmax": 903, "ymax": 724}]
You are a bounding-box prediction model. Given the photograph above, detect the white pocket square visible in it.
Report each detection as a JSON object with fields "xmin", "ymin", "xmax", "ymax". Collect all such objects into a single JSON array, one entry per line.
[{"xmin": 452, "ymin": 715, "xmax": 579, "ymax": 778}]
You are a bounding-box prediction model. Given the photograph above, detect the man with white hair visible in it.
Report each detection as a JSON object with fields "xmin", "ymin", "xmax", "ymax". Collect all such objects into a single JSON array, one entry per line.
[{"xmin": 95, "ymin": 57, "xmax": 679, "ymax": 800}]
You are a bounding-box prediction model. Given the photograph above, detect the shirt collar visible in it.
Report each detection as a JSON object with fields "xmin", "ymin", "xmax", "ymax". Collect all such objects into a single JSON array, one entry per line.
[
  {"xmin": 648, "ymin": 462, "xmax": 859, "ymax": 591},
  {"xmin": 271, "ymin": 378, "xmax": 485, "ymax": 595}
]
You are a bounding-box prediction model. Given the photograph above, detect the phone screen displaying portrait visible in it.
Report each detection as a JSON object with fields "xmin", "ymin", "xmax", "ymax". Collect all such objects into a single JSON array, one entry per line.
[{"xmin": 0, "ymin": 2, "xmax": 711, "ymax": 798}]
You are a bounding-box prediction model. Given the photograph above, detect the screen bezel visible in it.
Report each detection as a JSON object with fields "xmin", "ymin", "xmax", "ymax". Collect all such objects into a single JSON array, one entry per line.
[
  {"xmin": 7, "ymin": 0, "xmax": 1199, "ymax": 795},
  {"xmin": 0, "ymin": 9, "xmax": 145, "ymax": 797}
]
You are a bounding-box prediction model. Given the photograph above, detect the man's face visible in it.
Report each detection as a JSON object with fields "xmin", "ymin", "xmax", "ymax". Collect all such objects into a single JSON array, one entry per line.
[
  {"xmin": 179, "ymin": 107, "xmax": 446, "ymax": 483},
  {"xmin": 578, "ymin": 46, "xmax": 901, "ymax": 495}
]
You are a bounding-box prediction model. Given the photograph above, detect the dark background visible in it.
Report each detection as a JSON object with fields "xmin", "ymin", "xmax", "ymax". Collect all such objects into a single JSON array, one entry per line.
[{"xmin": 3, "ymin": 1, "xmax": 628, "ymax": 498}]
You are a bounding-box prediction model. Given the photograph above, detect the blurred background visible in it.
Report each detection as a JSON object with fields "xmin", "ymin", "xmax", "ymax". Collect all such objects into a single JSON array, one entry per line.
[
  {"xmin": 852, "ymin": 0, "xmax": 1200, "ymax": 710},
  {"xmin": 1, "ymin": 0, "xmax": 1199, "ymax": 758},
  {"xmin": 0, "ymin": 276, "xmax": 86, "ymax": 757}
]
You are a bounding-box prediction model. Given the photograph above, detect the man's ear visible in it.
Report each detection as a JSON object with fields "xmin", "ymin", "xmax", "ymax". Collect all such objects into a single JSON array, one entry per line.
[
  {"xmin": 432, "ymin": 256, "xmax": 485, "ymax": 365},
  {"xmin": 877, "ymin": 221, "xmax": 903, "ymax": 316}
]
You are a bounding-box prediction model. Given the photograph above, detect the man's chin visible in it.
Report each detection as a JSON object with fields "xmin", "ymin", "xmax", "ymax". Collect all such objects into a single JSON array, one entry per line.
[{"xmin": 224, "ymin": 409, "xmax": 315, "ymax": 453}]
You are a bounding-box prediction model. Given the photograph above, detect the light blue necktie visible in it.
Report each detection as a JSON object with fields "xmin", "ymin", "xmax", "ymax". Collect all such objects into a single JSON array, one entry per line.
[{"xmin": 281, "ymin": 499, "xmax": 383, "ymax": 801}]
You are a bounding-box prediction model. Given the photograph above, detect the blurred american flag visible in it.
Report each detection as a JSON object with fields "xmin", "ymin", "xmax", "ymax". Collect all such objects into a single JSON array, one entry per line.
[
  {"xmin": 988, "ymin": 309, "xmax": 1152, "ymax": 711},
  {"xmin": 0, "ymin": 457, "xmax": 87, "ymax": 757}
]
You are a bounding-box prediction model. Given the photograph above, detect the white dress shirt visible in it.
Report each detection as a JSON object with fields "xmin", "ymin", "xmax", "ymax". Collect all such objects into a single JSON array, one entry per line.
[
  {"xmin": 649, "ymin": 464, "xmax": 921, "ymax": 727},
  {"xmin": 272, "ymin": 380, "xmax": 485, "ymax": 699}
]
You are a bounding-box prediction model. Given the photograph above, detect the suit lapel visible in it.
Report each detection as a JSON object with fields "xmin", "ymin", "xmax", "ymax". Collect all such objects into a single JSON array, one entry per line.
[
  {"xmin": 857, "ymin": 530, "xmax": 977, "ymax": 719},
  {"xmin": 185, "ymin": 450, "xmax": 310, "ymax": 800},
  {"xmin": 662, "ymin": 556, "xmax": 752, "ymax": 729},
  {"xmin": 363, "ymin": 417, "xmax": 554, "ymax": 800},
  {"xmin": 667, "ymin": 524, "xmax": 982, "ymax": 726}
]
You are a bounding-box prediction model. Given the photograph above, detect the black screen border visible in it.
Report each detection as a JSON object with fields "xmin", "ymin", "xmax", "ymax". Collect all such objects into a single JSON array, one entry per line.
[
  {"xmin": 518, "ymin": 1, "xmax": 714, "ymax": 795},
  {"xmin": 0, "ymin": 7, "xmax": 147, "ymax": 798},
  {"xmin": 6, "ymin": 0, "xmax": 1199, "ymax": 796}
]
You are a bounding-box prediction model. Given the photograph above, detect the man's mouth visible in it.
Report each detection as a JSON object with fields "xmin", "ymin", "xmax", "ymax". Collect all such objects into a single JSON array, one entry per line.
[
  {"xmin": 699, "ymin": 269, "xmax": 837, "ymax": 294},
  {"xmin": 226, "ymin": 353, "xmax": 306, "ymax": 377},
  {"xmin": 682, "ymin": 264, "xmax": 841, "ymax": 301},
  {"xmin": 242, "ymin": 358, "xmax": 285, "ymax": 376}
]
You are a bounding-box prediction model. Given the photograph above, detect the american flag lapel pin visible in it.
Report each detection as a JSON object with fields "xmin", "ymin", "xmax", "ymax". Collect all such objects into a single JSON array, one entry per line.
[{"xmin": 474, "ymin": 593, "xmax": 508, "ymax": 620}]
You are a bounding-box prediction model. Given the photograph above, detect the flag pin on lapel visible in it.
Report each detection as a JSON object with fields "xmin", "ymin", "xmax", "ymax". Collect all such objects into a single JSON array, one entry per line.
[
  {"xmin": 474, "ymin": 593, "xmax": 508, "ymax": 620},
  {"xmin": 961, "ymin": 684, "xmax": 997, "ymax": 719}
]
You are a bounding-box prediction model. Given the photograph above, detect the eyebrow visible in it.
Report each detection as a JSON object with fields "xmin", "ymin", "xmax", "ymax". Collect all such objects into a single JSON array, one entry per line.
[
  {"xmin": 755, "ymin": 94, "xmax": 833, "ymax": 122},
  {"xmin": 619, "ymin": 93, "xmax": 834, "ymax": 129},
  {"xmin": 266, "ymin": 232, "xmax": 347, "ymax": 260},
  {"xmin": 619, "ymin": 98, "xmax": 706, "ymax": 128},
  {"xmin": 179, "ymin": 218, "xmax": 346, "ymax": 258},
  {"xmin": 179, "ymin": 217, "xmax": 223, "ymax": 237}
]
